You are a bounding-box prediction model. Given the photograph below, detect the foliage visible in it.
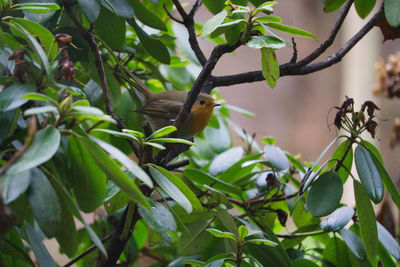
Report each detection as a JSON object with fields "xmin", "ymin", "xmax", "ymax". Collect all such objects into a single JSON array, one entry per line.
[{"xmin": 0, "ymin": 0, "xmax": 399, "ymax": 266}]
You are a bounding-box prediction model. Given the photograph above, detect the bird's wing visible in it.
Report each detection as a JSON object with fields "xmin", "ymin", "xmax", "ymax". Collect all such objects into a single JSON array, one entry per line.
[{"xmin": 138, "ymin": 99, "xmax": 183, "ymax": 121}]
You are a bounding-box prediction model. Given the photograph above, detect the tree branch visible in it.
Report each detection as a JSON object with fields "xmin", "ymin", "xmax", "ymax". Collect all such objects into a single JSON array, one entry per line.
[
  {"xmin": 171, "ymin": 0, "xmax": 207, "ymax": 66},
  {"xmin": 62, "ymin": 1, "xmax": 141, "ymax": 157},
  {"xmin": 210, "ymin": 1, "xmax": 383, "ymax": 88}
]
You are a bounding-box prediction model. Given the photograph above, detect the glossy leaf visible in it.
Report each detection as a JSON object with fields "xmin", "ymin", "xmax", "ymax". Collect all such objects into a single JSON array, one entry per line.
[
  {"xmin": 95, "ymin": 6, "xmax": 126, "ymax": 49},
  {"xmin": 27, "ymin": 168, "xmax": 61, "ymax": 238},
  {"xmin": 261, "ymin": 47, "xmax": 279, "ymax": 88},
  {"xmin": 79, "ymin": 136, "xmax": 151, "ymax": 211},
  {"xmin": 1, "ymin": 169, "xmax": 31, "ymax": 204},
  {"xmin": 130, "ymin": 0, "xmax": 167, "ymax": 31},
  {"xmin": 24, "ymin": 222, "xmax": 57, "ymax": 267},
  {"xmin": 138, "ymin": 202, "xmax": 177, "ymax": 238},
  {"xmin": 8, "ymin": 127, "xmax": 60, "ymax": 174},
  {"xmin": 306, "ymin": 171, "xmax": 343, "ymax": 217},
  {"xmin": 77, "ymin": 0, "xmax": 100, "ymax": 23},
  {"xmin": 148, "ymin": 125, "xmax": 177, "ymax": 139},
  {"xmin": 23, "ymin": 92, "xmax": 56, "ymax": 103},
  {"xmin": 354, "ymin": 180, "xmax": 378, "ymax": 261},
  {"xmin": 0, "ymin": 83, "xmax": 36, "ymax": 112},
  {"xmin": 385, "ymin": 0, "xmax": 400, "ymax": 27},
  {"xmin": 2, "ymin": 229, "xmax": 34, "ymax": 266},
  {"xmin": 90, "ymin": 136, "xmax": 153, "ymax": 188},
  {"xmin": 149, "ymin": 166, "xmax": 192, "ymax": 213},
  {"xmin": 68, "ymin": 136, "xmax": 107, "ymax": 213},
  {"xmin": 10, "ymin": 18, "xmax": 57, "ymax": 59},
  {"xmin": 24, "ymin": 106, "xmax": 57, "ymax": 116},
  {"xmin": 323, "ymin": 0, "xmax": 346, "ymax": 12},
  {"xmin": 206, "ymin": 228, "xmax": 236, "ymax": 240},
  {"xmin": 363, "ymin": 143, "xmax": 400, "ymax": 211},
  {"xmin": 354, "ymin": 145, "xmax": 383, "ymax": 203},
  {"xmin": 209, "ymin": 147, "xmax": 244, "ymax": 176},
  {"xmin": 254, "ymin": 16, "xmax": 282, "ymax": 24},
  {"xmin": 248, "ymin": 36, "xmax": 286, "ymax": 49},
  {"xmin": 129, "ymin": 18, "xmax": 170, "ymax": 64},
  {"xmin": 339, "ymin": 228, "xmax": 367, "ymax": 260},
  {"xmin": 291, "ymin": 258, "xmax": 319, "ymax": 267},
  {"xmin": 203, "ymin": 0, "xmax": 225, "ymax": 14},
  {"xmin": 255, "ymin": 1, "xmax": 277, "ymax": 13},
  {"xmin": 354, "ymin": 0, "xmax": 376, "ymax": 19},
  {"xmin": 184, "ymin": 168, "xmax": 242, "ymax": 196},
  {"xmin": 151, "ymin": 138, "xmax": 195, "ymax": 146},
  {"xmin": 246, "ymin": 238, "xmax": 277, "ymax": 246},
  {"xmin": 264, "ymin": 145, "xmax": 290, "ymax": 170},
  {"xmin": 152, "ymin": 165, "xmax": 202, "ymax": 211},
  {"xmin": 379, "ymin": 241, "xmax": 398, "ymax": 267},
  {"xmin": 267, "ymin": 23, "xmax": 316, "ymax": 39},
  {"xmin": 377, "ymin": 222, "xmax": 400, "ymax": 260},
  {"xmin": 201, "ymin": 10, "xmax": 228, "ymax": 38},
  {"xmin": 12, "ymin": 3, "xmax": 59, "ymax": 13},
  {"xmin": 101, "ymin": 0, "xmax": 133, "ymax": 18},
  {"xmin": 320, "ymin": 206, "xmax": 354, "ymax": 232}
]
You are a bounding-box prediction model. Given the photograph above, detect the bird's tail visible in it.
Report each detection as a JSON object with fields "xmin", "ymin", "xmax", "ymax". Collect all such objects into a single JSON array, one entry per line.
[{"xmin": 122, "ymin": 66, "xmax": 153, "ymax": 100}]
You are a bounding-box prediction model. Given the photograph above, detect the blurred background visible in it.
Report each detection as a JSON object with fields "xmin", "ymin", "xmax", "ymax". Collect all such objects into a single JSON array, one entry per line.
[{"xmin": 193, "ymin": 1, "xmax": 400, "ymax": 206}]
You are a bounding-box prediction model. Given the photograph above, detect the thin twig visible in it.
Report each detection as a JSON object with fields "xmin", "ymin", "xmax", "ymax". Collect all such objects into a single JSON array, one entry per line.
[
  {"xmin": 171, "ymin": 0, "xmax": 207, "ymax": 65},
  {"xmin": 163, "ymin": 3, "xmax": 184, "ymax": 24},
  {"xmin": 210, "ymin": 0, "xmax": 383, "ymax": 88},
  {"xmin": 62, "ymin": 0, "xmax": 141, "ymax": 157},
  {"xmin": 63, "ymin": 233, "xmax": 113, "ymax": 267},
  {"xmin": 289, "ymin": 38, "xmax": 297, "ymax": 64},
  {"xmin": 165, "ymin": 159, "xmax": 190, "ymax": 170}
]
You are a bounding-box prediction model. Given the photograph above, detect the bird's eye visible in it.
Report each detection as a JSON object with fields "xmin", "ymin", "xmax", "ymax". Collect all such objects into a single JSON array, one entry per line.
[{"xmin": 199, "ymin": 100, "xmax": 205, "ymax": 105}]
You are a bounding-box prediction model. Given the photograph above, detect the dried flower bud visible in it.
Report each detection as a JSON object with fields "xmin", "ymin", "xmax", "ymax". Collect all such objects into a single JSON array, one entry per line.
[
  {"xmin": 366, "ymin": 120, "xmax": 378, "ymax": 138},
  {"xmin": 55, "ymin": 33, "xmax": 72, "ymax": 49},
  {"xmin": 364, "ymin": 100, "xmax": 380, "ymax": 117},
  {"xmin": 8, "ymin": 49, "xmax": 28, "ymax": 83},
  {"xmin": 334, "ymin": 110, "xmax": 342, "ymax": 130},
  {"xmin": 59, "ymin": 57, "xmax": 76, "ymax": 81},
  {"xmin": 276, "ymin": 209, "xmax": 288, "ymax": 227}
]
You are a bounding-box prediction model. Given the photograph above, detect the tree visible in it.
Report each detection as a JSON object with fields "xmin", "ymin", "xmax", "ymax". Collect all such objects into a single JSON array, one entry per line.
[{"xmin": 0, "ymin": 0, "xmax": 399, "ymax": 266}]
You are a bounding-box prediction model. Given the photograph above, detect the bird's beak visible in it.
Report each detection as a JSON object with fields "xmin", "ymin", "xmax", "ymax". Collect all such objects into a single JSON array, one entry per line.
[{"xmin": 213, "ymin": 103, "xmax": 221, "ymax": 107}]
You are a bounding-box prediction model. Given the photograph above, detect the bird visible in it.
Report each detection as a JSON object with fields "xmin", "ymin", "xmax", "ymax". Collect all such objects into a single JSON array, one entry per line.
[{"xmin": 128, "ymin": 72, "xmax": 219, "ymax": 137}]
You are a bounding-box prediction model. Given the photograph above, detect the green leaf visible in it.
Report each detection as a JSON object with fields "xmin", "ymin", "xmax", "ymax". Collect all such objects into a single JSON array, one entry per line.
[
  {"xmin": 201, "ymin": 10, "xmax": 228, "ymax": 38},
  {"xmin": 378, "ymin": 241, "xmax": 398, "ymax": 267},
  {"xmin": 130, "ymin": 0, "xmax": 167, "ymax": 31},
  {"xmin": 329, "ymin": 139, "xmax": 353, "ymax": 183},
  {"xmin": 129, "ymin": 18, "xmax": 170, "ymax": 64},
  {"xmin": 2, "ymin": 228, "xmax": 35, "ymax": 266},
  {"xmin": 377, "ymin": 222, "xmax": 400, "ymax": 260},
  {"xmin": 354, "ymin": 145, "xmax": 383, "ymax": 203},
  {"xmin": 339, "ymin": 228, "xmax": 367, "ymax": 260},
  {"xmin": 246, "ymin": 238, "xmax": 277, "ymax": 246},
  {"xmin": 9, "ymin": 18, "xmax": 58, "ymax": 59},
  {"xmin": 45, "ymin": 169, "xmax": 107, "ymax": 257},
  {"xmin": 238, "ymin": 225, "xmax": 248, "ymax": 240},
  {"xmin": 322, "ymin": 0, "xmax": 346, "ymax": 12},
  {"xmin": 184, "ymin": 168, "xmax": 242, "ymax": 196},
  {"xmin": 77, "ymin": 0, "xmax": 100, "ymax": 23},
  {"xmin": 291, "ymin": 258, "xmax": 319, "ymax": 267},
  {"xmin": 254, "ymin": 16, "xmax": 282, "ymax": 24},
  {"xmin": 354, "ymin": 180, "xmax": 378, "ymax": 261},
  {"xmin": 255, "ymin": 1, "xmax": 278, "ymax": 13},
  {"xmin": 385, "ymin": 0, "xmax": 400, "ymax": 27},
  {"xmin": 92, "ymin": 129, "xmax": 140, "ymax": 142},
  {"xmin": 354, "ymin": 0, "xmax": 376, "ymax": 19},
  {"xmin": 148, "ymin": 125, "xmax": 177, "ymax": 139},
  {"xmin": 209, "ymin": 147, "xmax": 244, "ymax": 176},
  {"xmin": 320, "ymin": 206, "xmax": 354, "ymax": 232},
  {"xmin": 143, "ymin": 141, "xmax": 166, "ymax": 150},
  {"xmin": 0, "ymin": 83, "xmax": 36, "ymax": 112},
  {"xmin": 206, "ymin": 228, "xmax": 237, "ymax": 240},
  {"xmin": 27, "ymin": 168, "xmax": 61, "ymax": 238},
  {"xmin": 23, "ymin": 93, "xmax": 56, "ymax": 103},
  {"xmin": 248, "ymin": 36, "xmax": 286, "ymax": 49},
  {"xmin": 12, "ymin": 2, "xmax": 60, "ymax": 13},
  {"xmin": 138, "ymin": 202, "xmax": 177, "ymax": 241},
  {"xmin": 264, "ymin": 145, "xmax": 290, "ymax": 170},
  {"xmin": 95, "ymin": 6, "xmax": 126, "ymax": 49},
  {"xmin": 149, "ymin": 166, "xmax": 193, "ymax": 213},
  {"xmin": 68, "ymin": 136, "xmax": 106, "ymax": 213},
  {"xmin": 363, "ymin": 143, "xmax": 400, "ymax": 211},
  {"xmin": 261, "ymin": 47, "xmax": 279, "ymax": 88},
  {"xmin": 8, "ymin": 127, "xmax": 60, "ymax": 174},
  {"xmin": 90, "ymin": 136, "xmax": 153, "ymax": 188},
  {"xmin": 101, "ymin": 0, "xmax": 133, "ymax": 18},
  {"xmin": 306, "ymin": 171, "xmax": 343, "ymax": 217},
  {"xmin": 9, "ymin": 22, "xmax": 51, "ymax": 75},
  {"xmin": 24, "ymin": 106, "xmax": 57, "ymax": 116},
  {"xmin": 1, "ymin": 170, "xmax": 31, "ymax": 204},
  {"xmin": 153, "ymin": 166, "xmax": 202, "ymax": 211},
  {"xmin": 151, "ymin": 138, "xmax": 195, "ymax": 146},
  {"xmin": 267, "ymin": 23, "xmax": 316, "ymax": 39},
  {"xmin": 79, "ymin": 136, "xmax": 151, "ymax": 211},
  {"xmin": 24, "ymin": 222, "xmax": 57, "ymax": 267},
  {"xmin": 203, "ymin": 0, "xmax": 225, "ymax": 14}
]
